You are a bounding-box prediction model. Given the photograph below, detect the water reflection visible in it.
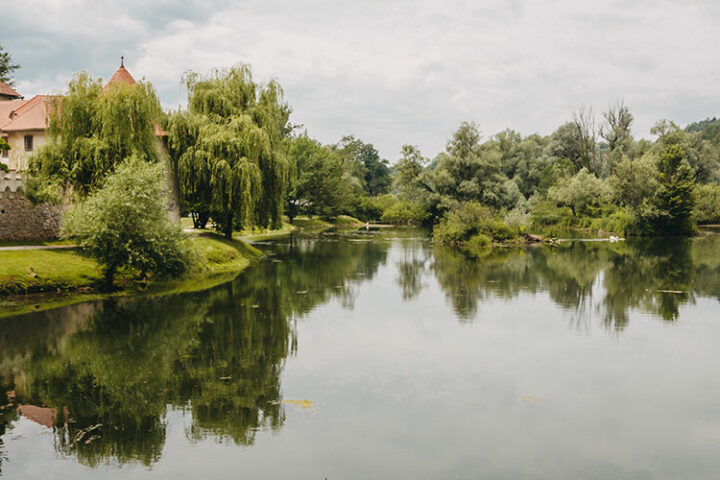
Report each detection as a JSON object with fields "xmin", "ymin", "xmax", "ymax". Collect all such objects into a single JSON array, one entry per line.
[
  {"xmin": 0, "ymin": 233, "xmax": 389, "ymax": 468},
  {"xmin": 1, "ymin": 229, "xmax": 720, "ymax": 474},
  {"xmin": 428, "ymin": 234, "xmax": 720, "ymax": 329}
]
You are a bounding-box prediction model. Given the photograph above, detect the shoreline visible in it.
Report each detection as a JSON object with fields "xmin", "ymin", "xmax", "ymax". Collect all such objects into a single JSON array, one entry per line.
[{"xmin": 0, "ymin": 217, "xmax": 369, "ymax": 318}]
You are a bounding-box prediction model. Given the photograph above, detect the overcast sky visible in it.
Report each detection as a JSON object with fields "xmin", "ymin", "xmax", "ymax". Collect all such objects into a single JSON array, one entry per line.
[{"xmin": 4, "ymin": 0, "xmax": 720, "ymax": 159}]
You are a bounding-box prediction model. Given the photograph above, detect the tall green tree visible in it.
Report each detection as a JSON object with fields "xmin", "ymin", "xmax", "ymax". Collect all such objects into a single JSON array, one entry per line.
[
  {"xmin": 432, "ymin": 122, "xmax": 511, "ymax": 208},
  {"xmin": 600, "ymin": 101, "xmax": 634, "ymax": 173},
  {"xmin": 333, "ymin": 136, "xmax": 391, "ymax": 196},
  {"xmin": 547, "ymin": 168, "xmax": 609, "ymax": 216},
  {"xmin": 0, "ymin": 45, "xmax": 20, "ymax": 85},
  {"xmin": 549, "ymin": 108, "xmax": 599, "ymax": 174},
  {"xmin": 28, "ymin": 72, "xmax": 163, "ymax": 201},
  {"xmin": 654, "ymin": 145, "xmax": 696, "ymax": 234},
  {"xmin": 166, "ymin": 65, "xmax": 291, "ymax": 237},
  {"xmin": 394, "ymin": 144, "xmax": 429, "ymax": 200},
  {"xmin": 285, "ymin": 135, "xmax": 353, "ymax": 221}
]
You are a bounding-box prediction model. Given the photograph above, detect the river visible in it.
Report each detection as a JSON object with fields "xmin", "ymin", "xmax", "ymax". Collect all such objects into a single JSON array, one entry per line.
[{"xmin": 1, "ymin": 228, "xmax": 720, "ymax": 479}]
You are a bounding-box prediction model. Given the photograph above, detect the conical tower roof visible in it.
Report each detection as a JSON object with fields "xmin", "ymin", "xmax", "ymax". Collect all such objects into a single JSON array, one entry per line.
[{"xmin": 103, "ymin": 56, "xmax": 136, "ymax": 92}]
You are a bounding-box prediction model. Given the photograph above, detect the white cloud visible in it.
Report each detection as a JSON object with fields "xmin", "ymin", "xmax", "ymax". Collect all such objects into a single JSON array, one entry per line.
[{"xmin": 5, "ymin": 0, "xmax": 720, "ymax": 158}]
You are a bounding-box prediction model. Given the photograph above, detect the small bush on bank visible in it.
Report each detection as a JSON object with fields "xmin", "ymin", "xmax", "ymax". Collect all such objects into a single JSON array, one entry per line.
[
  {"xmin": 381, "ymin": 199, "xmax": 428, "ymax": 224},
  {"xmin": 332, "ymin": 215, "xmax": 363, "ymax": 226},
  {"xmin": 432, "ymin": 202, "xmax": 519, "ymax": 246},
  {"xmin": 349, "ymin": 196, "xmax": 386, "ymax": 221},
  {"xmin": 62, "ymin": 157, "xmax": 198, "ymax": 288},
  {"xmin": 530, "ymin": 200, "xmax": 629, "ymax": 234}
]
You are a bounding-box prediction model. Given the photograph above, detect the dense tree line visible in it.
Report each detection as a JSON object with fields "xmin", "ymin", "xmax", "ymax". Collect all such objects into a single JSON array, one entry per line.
[
  {"xmin": 24, "ymin": 57, "xmax": 720, "ymax": 256},
  {"xmin": 386, "ymin": 104, "xmax": 720, "ymax": 247}
]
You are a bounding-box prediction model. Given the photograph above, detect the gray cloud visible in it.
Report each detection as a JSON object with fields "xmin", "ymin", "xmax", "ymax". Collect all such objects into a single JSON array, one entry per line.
[{"xmin": 4, "ymin": 0, "xmax": 720, "ymax": 159}]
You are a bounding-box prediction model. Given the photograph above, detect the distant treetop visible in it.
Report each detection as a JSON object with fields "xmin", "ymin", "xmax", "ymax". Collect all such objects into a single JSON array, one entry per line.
[{"xmin": 0, "ymin": 44, "xmax": 20, "ymax": 86}]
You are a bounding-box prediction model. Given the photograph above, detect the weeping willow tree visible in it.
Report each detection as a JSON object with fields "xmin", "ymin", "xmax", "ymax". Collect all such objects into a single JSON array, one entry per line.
[
  {"xmin": 27, "ymin": 72, "xmax": 163, "ymax": 202},
  {"xmin": 165, "ymin": 65, "xmax": 291, "ymax": 237}
]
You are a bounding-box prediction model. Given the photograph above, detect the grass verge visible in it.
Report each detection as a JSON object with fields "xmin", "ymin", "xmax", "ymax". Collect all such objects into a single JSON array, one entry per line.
[{"xmin": 0, "ymin": 234, "xmax": 263, "ymax": 317}]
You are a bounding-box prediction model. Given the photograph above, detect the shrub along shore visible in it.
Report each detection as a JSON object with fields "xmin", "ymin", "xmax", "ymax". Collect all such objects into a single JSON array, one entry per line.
[
  {"xmin": 0, "ymin": 214, "xmax": 369, "ymax": 318},
  {"xmin": 0, "ymin": 234, "xmax": 260, "ymax": 296}
]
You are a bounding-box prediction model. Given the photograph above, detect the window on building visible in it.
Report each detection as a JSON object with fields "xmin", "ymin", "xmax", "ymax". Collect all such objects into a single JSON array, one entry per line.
[
  {"xmin": 1, "ymin": 136, "xmax": 8, "ymax": 158},
  {"xmin": 24, "ymin": 135, "xmax": 33, "ymax": 152}
]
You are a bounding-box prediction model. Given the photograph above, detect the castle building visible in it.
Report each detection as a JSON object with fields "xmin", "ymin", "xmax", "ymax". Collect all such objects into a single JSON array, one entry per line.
[
  {"xmin": 1, "ymin": 59, "xmax": 172, "ymax": 240},
  {"xmin": 0, "ymin": 91, "xmax": 56, "ymax": 172}
]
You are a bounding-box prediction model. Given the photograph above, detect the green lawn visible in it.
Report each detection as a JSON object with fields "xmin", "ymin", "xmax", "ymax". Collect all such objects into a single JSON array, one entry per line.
[
  {"xmin": 0, "ymin": 235, "xmax": 262, "ymax": 296},
  {"xmin": 0, "ymin": 249, "xmax": 102, "ymax": 294}
]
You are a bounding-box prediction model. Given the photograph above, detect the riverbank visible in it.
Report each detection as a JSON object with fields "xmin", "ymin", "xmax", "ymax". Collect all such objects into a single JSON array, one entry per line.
[
  {"xmin": 0, "ymin": 233, "xmax": 264, "ymax": 316},
  {"xmin": 0, "ymin": 216, "xmax": 374, "ymax": 318}
]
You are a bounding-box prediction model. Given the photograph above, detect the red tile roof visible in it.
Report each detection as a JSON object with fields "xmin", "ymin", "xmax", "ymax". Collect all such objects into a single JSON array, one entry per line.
[
  {"xmin": 0, "ymin": 81, "xmax": 22, "ymax": 99},
  {"xmin": 103, "ymin": 65, "xmax": 137, "ymax": 92},
  {"xmin": 0, "ymin": 61, "xmax": 166, "ymax": 138},
  {"xmin": 0, "ymin": 99, "xmax": 27, "ymax": 130},
  {"xmin": 0, "ymin": 95, "xmax": 58, "ymax": 132}
]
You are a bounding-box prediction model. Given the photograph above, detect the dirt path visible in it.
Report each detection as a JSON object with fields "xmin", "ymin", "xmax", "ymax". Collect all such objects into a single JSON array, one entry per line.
[{"xmin": 0, "ymin": 244, "xmax": 77, "ymax": 252}]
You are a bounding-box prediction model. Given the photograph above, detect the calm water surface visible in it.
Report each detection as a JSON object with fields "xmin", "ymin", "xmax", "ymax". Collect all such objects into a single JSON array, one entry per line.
[{"xmin": 1, "ymin": 229, "xmax": 720, "ymax": 479}]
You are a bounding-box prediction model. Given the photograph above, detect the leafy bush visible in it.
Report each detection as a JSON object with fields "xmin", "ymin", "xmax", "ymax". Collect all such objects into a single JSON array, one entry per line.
[
  {"xmin": 349, "ymin": 196, "xmax": 385, "ymax": 221},
  {"xmin": 381, "ymin": 199, "xmax": 428, "ymax": 224},
  {"xmin": 694, "ymin": 183, "xmax": 720, "ymax": 224},
  {"xmin": 483, "ymin": 219, "xmax": 516, "ymax": 241},
  {"xmin": 62, "ymin": 157, "xmax": 197, "ymax": 288},
  {"xmin": 432, "ymin": 201, "xmax": 518, "ymax": 246},
  {"xmin": 503, "ymin": 206, "xmax": 530, "ymax": 230},
  {"xmin": 466, "ymin": 233, "xmax": 491, "ymax": 249},
  {"xmin": 332, "ymin": 215, "xmax": 363, "ymax": 226},
  {"xmin": 530, "ymin": 200, "xmax": 578, "ymax": 227}
]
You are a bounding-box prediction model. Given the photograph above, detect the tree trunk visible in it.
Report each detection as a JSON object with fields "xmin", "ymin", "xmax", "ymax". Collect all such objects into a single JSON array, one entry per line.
[
  {"xmin": 103, "ymin": 265, "xmax": 116, "ymax": 291},
  {"xmin": 224, "ymin": 211, "xmax": 234, "ymax": 240},
  {"xmin": 192, "ymin": 211, "xmax": 209, "ymax": 229},
  {"xmin": 198, "ymin": 211, "xmax": 209, "ymax": 229}
]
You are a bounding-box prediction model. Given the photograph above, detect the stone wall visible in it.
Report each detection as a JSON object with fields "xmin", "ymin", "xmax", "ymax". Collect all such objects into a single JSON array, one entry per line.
[{"xmin": 0, "ymin": 172, "xmax": 61, "ymax": 241}]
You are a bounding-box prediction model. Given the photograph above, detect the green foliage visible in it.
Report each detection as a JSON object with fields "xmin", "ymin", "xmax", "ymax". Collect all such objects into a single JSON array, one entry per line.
[
  {"xmin": 609, "ymin": 155, "xmax": 659, "ymax": 208},
  {"xmin": 547, "ymin": 168, "xmax": 609, "ymax": 216},
  {"xmin": 333, "ymin": 136, "xmax": 391, "ymax": 196},
  {"xmin": 28, "ymin": 73, "xmax": 162, "ymax": 200},
  {"xmin": 380, "ymin": 198, "xmax": 428, "ymax": 224},
  {"xmin": 285, "ymin": 135, "xmax": 353, "ymax": 220},
  {"xmin": 694, "ymin": 183, "xmax": 720, "ymax": 224},
  {"xmin": 653, "ymin": 145, "xmax": 696, "ymax": 234},
  {"xmin": 0, "ymin": 44, "xmax": 20, "ymax": 85},
  {"xmin": 652, "ymin": 119, "xmax": 720, "ymax": 184},
  {"xmin": 549, "ymin": 116, "xmax": 597, "ymax": 173},
  {"xmin": 686, "ymin": 117, "xmax": 720, "ymax": 146},
  {"xmin": 0, "ymin": 137, "xmax": 8, "ymax": 172},
  {"xmin": 433, "ymin": 122, "xmax": 518, "ymax": 209},
  {"xmin": 166, "ymin": 65, "xmax": 291, "ymax": 237},
  {"xmin": 539, "ymin": 157, "xmax": 576, "ymax": 192},
  {"xmin": 349, "ymin": 195, "xmax": 385, "ymax": 221},
  {"xmin": 62, "ymin": 157, "xmax": 196, "ymax": 287},
  {"xmin": 433, "ymin": 201, "xmax": 518, "ymax": 245},
  {"xmin": 394, "ymin": 144, "xmax": 430, "ymax": 200}
]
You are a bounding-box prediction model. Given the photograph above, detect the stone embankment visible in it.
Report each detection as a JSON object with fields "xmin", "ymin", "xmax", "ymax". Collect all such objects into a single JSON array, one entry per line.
[{"xmin": 0, "ymin": 171, "xmax": 61, "ymax": 241}]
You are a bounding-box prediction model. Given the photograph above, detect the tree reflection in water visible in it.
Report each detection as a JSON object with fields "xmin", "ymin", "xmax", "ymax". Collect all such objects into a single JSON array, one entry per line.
[
  {"xmin": 426, "ymin": 233, "xmax": 720, "ymax": 330},
  {"xmin": 0, "ymin": 232, "xmax": 389, "ymax": 468},
  {"xmin": 1, "ymin": 230, "xmax": 719, "ymax": 470}
]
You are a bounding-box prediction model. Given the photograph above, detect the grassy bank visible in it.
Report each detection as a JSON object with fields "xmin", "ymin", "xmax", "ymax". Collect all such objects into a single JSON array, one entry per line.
[
  {"xmin": 290, "ymin": 215, "xmax": 363, "ymax": 230},
  {"xmin": 0, "ymin": 234, "xmax": 261, "ymax": 298}
]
